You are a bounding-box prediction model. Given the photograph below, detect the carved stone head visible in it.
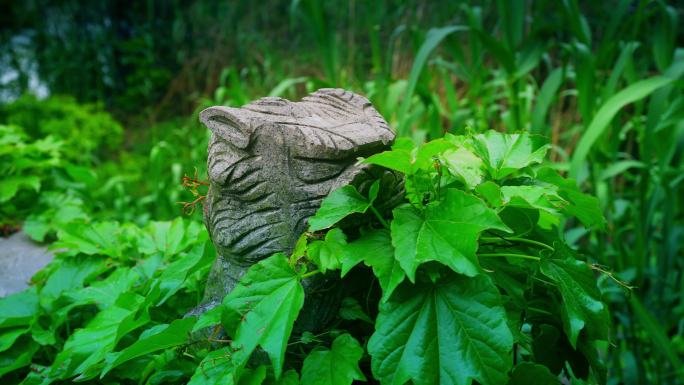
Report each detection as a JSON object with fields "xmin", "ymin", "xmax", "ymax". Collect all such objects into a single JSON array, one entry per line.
[{"xmin": 198, "ymin": 88, "xmax": 396, "ymax": 307}]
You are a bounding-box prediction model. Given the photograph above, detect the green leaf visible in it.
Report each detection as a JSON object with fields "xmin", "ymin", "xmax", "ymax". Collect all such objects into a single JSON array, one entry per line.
[
  {"xmin": 507, "ymin": 362, "xmax": 560, "ymax": 385},
  {"xmin": 307, "ymin": 228, "xmax": 346, "ymax": 273},
  {"xmin": 500, "ymin": 185, "xmax": 566, "ymax": 215},
  {"xmin": 308, "ymin": 185, "xmax": 371, "ymax": 231},
  {"xmin": 363, "ymin": 148, "xmax": 413, "ymax": 174},
  {"xmin": 364, "ymin": 139, "xmax": 454, "ymax": 176},
  {"xmin": 40, "ymin": 256, "xmax": 107, "ymax": 310},
  {"xmin": 187, "ymin": 348, "xmax": 234, "ymax": 385},
  {"xmin": 397, "ymin": 25, "xmax": 468, "ymax": 135},
  {"xmin": 268, "ymin": 76, "xmax": 309, "ymax": 97},
  {"xmin": 266, "ymin": 370, "xmax": 300, "ymax": 385},
  {"xmin": 0, "ymin": 328, "xmax": 26, "ymax": 352},
  {"xmin": 301, "ymin": 334, "xmax": 366, "ymax": 385},
  {"xmin": 338, "ymin": 297, "xmax": 373, "ymax": 323},
  {"xmin": 101, "ymin": 317, "xmax": 197, "ymax": 376},
  {"xmin": 23, "ymin": 191, "xmax": 89, "ymax": 242},
  {"xmin": 192, "ymin": 306, "xmax": 222, "ymax": 333},
  {"xmin": 368, "ymin": 274, "xmax": 513, "ymax": 385},
  {"xmin": 138, "ymin": 218, "xmax": 204, "ymax": 256},
  {"xmin": 497, "ymin": 207, "xmax": 539, "ymax": 236},
  {"xmin": 414, "ymin": 139, "xmax": 454, "ymax": 170},
  {"xmin": 540, "ymin": 249, "xmax": 609, "ymax": 347},
  {"xmin": 0, "ymin": 287, "xmax": 39, "ymax": 328},
  {"xmin": 476, "ymin": 181, "xmax": 504, "ymax": 206},
  {"xmin": 340, "ymin": 229, "xmax": 405, "ymax": 301},
  {"xmin": 64, "ymin": 267, "xmax": 141, "ymax": 310},
  {"xmin": 471, "ymin": 131, "xmax": 549, "ymax": 180},
  {"xmin": 368, "ymin": 179, "xmax": 380, "ymax": 203},
  {"xmin": 630, "ymin": 296, "xmax": 684, "ymax": 376},
  {"xmin": 222, "ymin": 253, "xmax": 305, "ymax": 378},
  {"xmin": 0, "ymin": 336, "xmax": 39, "ymax": 377},
  {"xmin": 569, "ymin": 76, "xmax": 675, "ymax": 178},
  {"xmin": 290, "ymin": 233, "xmax": 309, "ymax": 266},
  {"xmin": 47, "ymin": 293, "xmax": 149, "ymax": 380},
  {"xmin": 149, "ymin": 241, "xmax": 215, "ymax": 306},
  {"xmin": 440, "ymin": 147, "xmax": 485, "ymax": 189},
  {"xmin": 391, "ymin": 189, "xmax": 510, "ymax": 281},
  {"xmin": 0, "ymin": 175, "xmax": 40, "ymax": 202},
  {"xmin": 240, "ymin": 366, "xmax": 268, "ymax": 385},
  {"xmin": 537, "ymin": 168, "xmax": 605, "ymax": 229},
  {"xmin": 513, "ymin": 39, "xmax": 543, "ymax": 79},
  {"xmin": 531, "ymin": 324, "xmax": 586, "ymax": 376},
  {"xmin": 531, "ymin": 68, "xmax": 564, "ymax": 135},
  {"xmin": 54, "ymin": 221, "xmax": 127, "ymax": 257}
]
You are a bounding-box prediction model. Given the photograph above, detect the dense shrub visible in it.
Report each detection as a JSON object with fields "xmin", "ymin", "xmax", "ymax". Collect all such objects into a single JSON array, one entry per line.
[
  {"xmin": 0, "ymin": 124, "xmax": 63, "ymax": 229},
  {"xmin": 2, "ymin": 95, "xmax": 123, "ymax": 164},
  {"xmin": 0, "ymin": 130, "xmax": 614, "ymax": 385}
]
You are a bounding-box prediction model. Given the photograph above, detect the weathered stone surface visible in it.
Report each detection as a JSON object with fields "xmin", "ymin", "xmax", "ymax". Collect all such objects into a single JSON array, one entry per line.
[
  {"xmin": 197, "ymin": 88, "xmax": 400, "ymax": 330},
  {"xmin": 0, "ymin": 232, "xmax": 53, "ymax": 297}
]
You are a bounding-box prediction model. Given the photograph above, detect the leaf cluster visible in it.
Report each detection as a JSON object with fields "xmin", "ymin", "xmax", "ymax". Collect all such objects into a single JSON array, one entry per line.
[{"xmin": 177, "ymin": 130, "xmax": 612, "ymax": 385}]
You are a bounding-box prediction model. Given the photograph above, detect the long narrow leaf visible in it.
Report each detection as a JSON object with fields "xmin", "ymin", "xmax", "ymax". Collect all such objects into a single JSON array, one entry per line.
[
  {"xmin": 630, "ymin": 297, "xmax": 684, "ymax": 380},
  {"xmin": 397, "ymin": 25, "xmax": 467, "ymax": 136},
  {"xmin": 602, "ymin": 42, "xmax": 639, "ymax": 101},
  {"xmin": 531, "ymin": 67, "xmax": 564, "ymax": 134},
  {"xmin": 569, "ymin": 76, "xmax": 674, "ymax": 178}
]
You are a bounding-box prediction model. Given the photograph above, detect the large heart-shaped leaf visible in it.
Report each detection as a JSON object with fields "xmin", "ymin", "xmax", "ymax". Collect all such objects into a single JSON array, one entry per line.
[
  {"xmin": 307, "ymin": 228, "xmax": 347, "ymax": 273},
  {"xmin": 391, "ymin": 189, "xmax": 510, "ymax": 280},
  {"xmin": 470, "ymin": 131, "xmax": 549, "ymax": 180},
  {"xmin": 440, "ymin": 147, "xmax": 485, "ymax": 190},
  {"xmin": 308, "ymin": 185, "xmax": 373, "ymax": 231},
  {"xmin": 540, "ymin": 246, "xmax": 609, "ymax": 347},
  {"xmin": 222, "ymin": 253, "xmax": 305, "ymax": 378},
  {"xmin": 340, "ymin": 229, "xmax": 405, "ymax": 301},
  {"xmin": 368, "ymin": 274, "xmax": 513, "ymax": 385},
  {"xmin": 301, "ymin": 334, "xmax": 366, "ymax": 385}
]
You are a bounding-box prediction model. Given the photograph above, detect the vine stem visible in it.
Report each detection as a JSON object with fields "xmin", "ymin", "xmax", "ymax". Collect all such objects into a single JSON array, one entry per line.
[
  {"xmin": 300, "ymin": 269, "xmax": 320, "ymax": 279},
  {"xmin": 370, "ymin": 205, "xmax": 390, "ymax": 229},
  {"xmin": 478, "ymin": 253, "xmax": 541, "ymax": 261},
  {"xmin": 480, "ymin": 236, "xmax": 554, "ymax": 251}
]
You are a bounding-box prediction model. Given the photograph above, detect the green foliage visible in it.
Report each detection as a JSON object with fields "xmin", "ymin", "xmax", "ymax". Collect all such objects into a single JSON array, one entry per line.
[
  {"xmin": 221, "ymin": 253, "xmax": 305, "ymax": 378},
  {"xmin": 0, "ymin": 130, "xmax": 613, "ymax": 385},
  {"xmin": 2, "ymin": 95, "xmax": 123, "ymax": 164},
  {"xmin": 0, "ymin": 96, "xmax": 209, "ymax": 234},
  {"xmin": 369, "ymin": 274, "xmax": 513, "ymax": 385},
  {"xmin": 0, "ymin": 125, "xmax": 63, "ymax": 227},
  {"xmin": 0, "ymin": 218, "xmax": 213, "ymax": 384},
  {"xmin": 2, "ymin": 1, "xmax": 683, "ymax": 383},
  {"xmin": 307, "ymin": 182, "xmax": 379, "ymax": 232},
  {"xmin": 300, "ymin": 334, "xmax": 365, "ymax": 385}
]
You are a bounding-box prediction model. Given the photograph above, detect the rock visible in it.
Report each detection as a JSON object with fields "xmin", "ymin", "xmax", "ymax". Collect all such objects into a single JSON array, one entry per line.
[
  {"xmin": 0, "ymin": 231, "xmax": 53, "ymax": 297},
  {"xmin": 197, "ymin": 88, "xmax": 400, "ymax": 331}
]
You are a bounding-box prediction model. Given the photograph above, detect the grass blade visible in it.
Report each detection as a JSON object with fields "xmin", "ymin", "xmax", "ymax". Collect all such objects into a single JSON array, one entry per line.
[
  {"xmin": 531, "ymin": 67, "xmax": 564, "ymax": 135},
  {"xmin": 569, "ymin": 76, "xmax": 675, "ymax": 178},
  {"xmin": 268, "ymin": 77, "xmax": 308, "ymax": 98},
  {"xmin": 630, "ymin": 296, "xmax": 684, "ymax": 381},
  {"xmin": 496, "ymin": 0, "xmax": 524, "ymax": 50},
  {"xmin": 397, "ymin": 25, "xmax": 467, "ymax": 136},
  {"xmin": 601, "ymin": 42, "xmax": 639, "ymax": 101}
]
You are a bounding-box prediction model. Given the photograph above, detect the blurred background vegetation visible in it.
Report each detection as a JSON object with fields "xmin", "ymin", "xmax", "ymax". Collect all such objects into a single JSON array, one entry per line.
[{"xmin": 1, "ymin": 0, "xmax": 683, "ymax": 383}]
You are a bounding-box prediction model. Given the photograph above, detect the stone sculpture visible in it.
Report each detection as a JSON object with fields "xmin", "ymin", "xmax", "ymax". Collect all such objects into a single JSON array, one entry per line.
[{"xmin": 197, "ymin": 88, "xmax": 401, "ymax": 331}]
